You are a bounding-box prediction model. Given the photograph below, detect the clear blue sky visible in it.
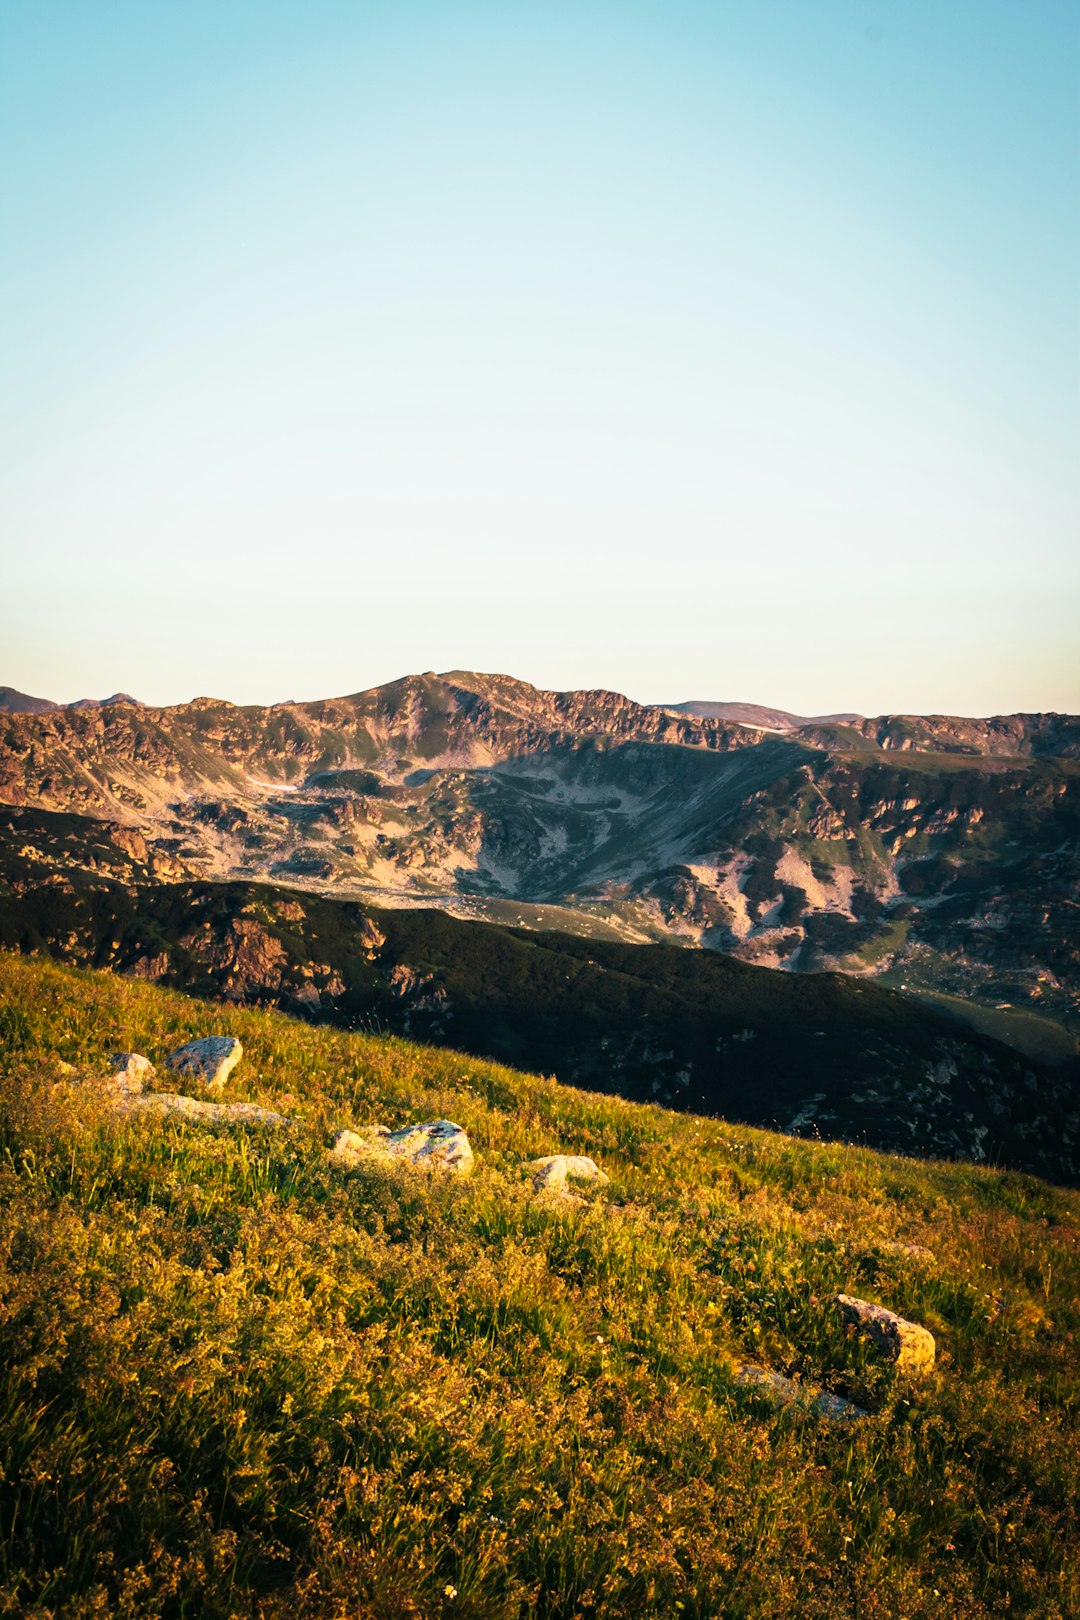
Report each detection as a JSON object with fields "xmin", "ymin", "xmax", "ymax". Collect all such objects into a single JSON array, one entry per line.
[{"xmin": 2, "ymin": 0, "xmax": 1077, "ymax": 715}]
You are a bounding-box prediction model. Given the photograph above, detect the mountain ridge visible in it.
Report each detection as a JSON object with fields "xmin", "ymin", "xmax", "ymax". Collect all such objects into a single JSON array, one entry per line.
[{"xmin": 2, "ymin": 670, "xmax": 1077, "ymax": 1027}]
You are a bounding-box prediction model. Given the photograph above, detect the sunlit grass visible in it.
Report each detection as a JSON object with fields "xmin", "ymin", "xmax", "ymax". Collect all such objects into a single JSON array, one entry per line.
[{"xmin": 1, "ymin": 950, "xmax": 1077, "ymax": 1617}]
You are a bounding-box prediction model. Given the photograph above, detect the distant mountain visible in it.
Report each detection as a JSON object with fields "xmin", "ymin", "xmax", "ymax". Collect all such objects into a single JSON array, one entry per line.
[
  {"xmin": 68, "ymin": 692, "xmax": 142, "ymax": 710},
  {"xmin": 1, "ymin": 669, "xmax": 1078, "ymax": 1030},
  {"xmin": 0, "ymin": 687, "xmax": 141, "ymax": 714},
  {"xmin": 0, "ymin": 686, "xmax": 59, "ymax": 714},
  {"xmin": 667, "ymin": 701, "xmax": 864, "ymax": 730}
]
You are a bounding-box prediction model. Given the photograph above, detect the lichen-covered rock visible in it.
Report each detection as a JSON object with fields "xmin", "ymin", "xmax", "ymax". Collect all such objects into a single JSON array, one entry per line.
[
  {"xmin": 528, "ymin": 1154, "xmax": 609, "ymax": 1196},
  {"xmin": 120, "ymin": 1093, "xmax": 292, "ymax": 1128},
  {"xmin": 166, "ymin": 1036, "xmax": 243, "ymax": 1093},
  {"xmin": 108, "ymin": 1052, "xmax": 155, "ymax": 1095},
  {"xmin": 834, "ymin": 1294, "xmax": 936, "ymax": 1375},
  {"xmin": 329, "ymin": 1119, "xmax": 473, "ymax": 1175}
]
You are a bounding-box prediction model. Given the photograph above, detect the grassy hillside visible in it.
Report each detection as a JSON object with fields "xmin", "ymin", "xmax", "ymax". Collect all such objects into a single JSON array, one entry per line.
[{"xmin": 1, "ymin": 953, "xmax": 1077, "ymax": 1617}]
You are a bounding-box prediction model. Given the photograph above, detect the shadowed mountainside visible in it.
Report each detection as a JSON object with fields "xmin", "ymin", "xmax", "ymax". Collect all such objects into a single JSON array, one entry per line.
[{"xmin": 2, "ymin": 855, "xmax": 1077, "ymax": 1184}]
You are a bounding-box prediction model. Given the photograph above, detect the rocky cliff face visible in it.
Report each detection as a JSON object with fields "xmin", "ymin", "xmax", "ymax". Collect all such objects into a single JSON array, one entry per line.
[{"xmin": 1, "ymin": 672, "xmax": 1077, "ymax": 1026}]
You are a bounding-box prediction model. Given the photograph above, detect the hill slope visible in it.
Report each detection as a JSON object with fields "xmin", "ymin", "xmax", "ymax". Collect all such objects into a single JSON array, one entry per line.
[
  {"xmin": 2, "ymin": 853, "xmax": 1077, "ymax": 1184},
  {"xmin": 0, "ymin": 953, "xmax": 1077, "ymax": 1617}
]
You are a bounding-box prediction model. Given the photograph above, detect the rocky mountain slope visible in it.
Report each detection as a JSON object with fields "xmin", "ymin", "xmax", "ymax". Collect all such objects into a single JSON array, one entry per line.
[{"xmin": 1, "ymin": 670, "xmax": 1077, "ymax": 1028}]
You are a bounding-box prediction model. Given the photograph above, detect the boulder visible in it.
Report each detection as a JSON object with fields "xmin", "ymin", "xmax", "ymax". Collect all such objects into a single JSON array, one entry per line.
[
  {"xmin": 329, "ymin": 1119, "xmax": 473, "ymax": 1175},
  {"xmin": 529, "ymin": 1154, "xmax": 609, "ymax": 1195},
  {"xmin": 834, "ymin": 1294, "xmax": 936, "ymax": 1375},
  {"xmin": 120, "ymin": 1093, "xmax": 292, "ymax": 1128},
  {"xmin": 108, "ymin": 1052, "xmax": 155, "ymax": 1095},
  {"xmin": 166, "ymin": 1036, "xmax": 243, "ymax": 1093}
]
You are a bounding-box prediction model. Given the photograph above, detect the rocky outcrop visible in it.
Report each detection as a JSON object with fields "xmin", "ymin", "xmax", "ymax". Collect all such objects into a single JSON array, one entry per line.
[
  {"xmin": 834, "ymin": 1294, "xmax": 936, "ymax": 1375},
  {"xmin": 329, "ymin": 1119, "xmax": 473, "ymax": 1175},
  {"xmin": 166, "ymin": 1036, "xmax": 243, "ymax": 1093},
  {"xmin": 180, "ymin": 919, "xmax": 289, "ymax": 996}
]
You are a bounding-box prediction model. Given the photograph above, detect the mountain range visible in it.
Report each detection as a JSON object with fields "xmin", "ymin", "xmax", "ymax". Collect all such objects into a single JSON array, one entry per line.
[{"xmin": 2, "ymin": 668, "xmax": 1077, "ymax": 1178}]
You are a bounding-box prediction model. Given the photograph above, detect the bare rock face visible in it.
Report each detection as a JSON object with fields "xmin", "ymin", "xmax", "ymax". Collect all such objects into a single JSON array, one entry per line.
[
  {"xmin": 329, "ymin": 1119, "xmax": 473, "ymax": 1175},
  {"xmin": 529, "ymin": 1154, "xmax": 609, "ymax": 1196},
  {"xmin": 357, "ymin": 916, "xmax": 386, "ymax": 956},
  {"xmin": 107, "ymin": 1052, "xmax": 155, "ymax": 1095},
  {"xmin": 834, "ymin": 1294, "xmax": 936, "ymax": 1376},
  {"xmin": 120, "ymin": 1093, "xmax": 292, "ymax": 1128},
  {"xmin": 166, "ymin": 1036, "xmax": 243, "ymax": 1093}
]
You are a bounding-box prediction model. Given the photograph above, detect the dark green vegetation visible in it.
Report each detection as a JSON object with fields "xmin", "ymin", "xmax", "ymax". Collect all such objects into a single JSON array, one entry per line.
[
  {"xmin": 1, "ymin": 953, "xmax": 1078, "ymax": 1617},
  {"xmin": 1, "ymin": 672, "xmax": 1078, "ymax": 1026},
  {"xmin": 2, "ymin": 849, "xmax": 1078, "ymax": 1185}
]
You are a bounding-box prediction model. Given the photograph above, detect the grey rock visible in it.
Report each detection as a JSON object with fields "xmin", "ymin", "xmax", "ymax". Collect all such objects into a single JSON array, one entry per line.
[
  {"xmin": 735, "ymin": 1364, "xmax": 868, "ymax": 1423},
  {"xmin": 735, "ymin": 1364, "xmax": 800, "ymax": 1405},
  {"xmin": 166, "ymin": 1036, "xmax": 243, "ymax": 1093},
  {"xmin": 811, "ymin": 1389, "xmax": 869, "ymax": 1422}
]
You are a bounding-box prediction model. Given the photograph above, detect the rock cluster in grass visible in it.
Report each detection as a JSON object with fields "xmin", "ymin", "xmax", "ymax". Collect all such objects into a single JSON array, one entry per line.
[
  {"xmin": 71, "ymin": 1037, "xmax": 290, "ymax": 1129},
  {"xmin": 834, "ymin": 1293, "xmax": 936, "ymax": 1375},
  {"xmin": 329, "ymin": 1119, "xmax": 474, "ymax": 1175}
]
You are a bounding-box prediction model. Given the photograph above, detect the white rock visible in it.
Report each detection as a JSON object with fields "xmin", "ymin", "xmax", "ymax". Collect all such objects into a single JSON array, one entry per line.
[
  {"xmin": 329, "ymin": 1119, "xmax": 473, "ymax": 1175},
  {"xmin": 166, "ymin": 1036, "xmax": 243, "ymax": 1093},
  {"xmin": 108, "ymin": 1052, "xmax": 155, "ymax": 1095},
  {"xmin": 879, "ymin": 1240, "xmax": 935, "ymax": 1264}
]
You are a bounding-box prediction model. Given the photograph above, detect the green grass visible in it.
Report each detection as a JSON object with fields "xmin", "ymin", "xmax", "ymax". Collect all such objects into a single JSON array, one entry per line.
[{"xmin": 1, "ymin": 951, "xmax": 1078, "ymax": 1618}]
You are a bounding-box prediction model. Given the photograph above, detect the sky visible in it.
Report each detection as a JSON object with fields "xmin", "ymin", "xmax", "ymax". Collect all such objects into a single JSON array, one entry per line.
[{"xmin": 2, "ymin": 0, "xmax": 1078, "ymax": 717}]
